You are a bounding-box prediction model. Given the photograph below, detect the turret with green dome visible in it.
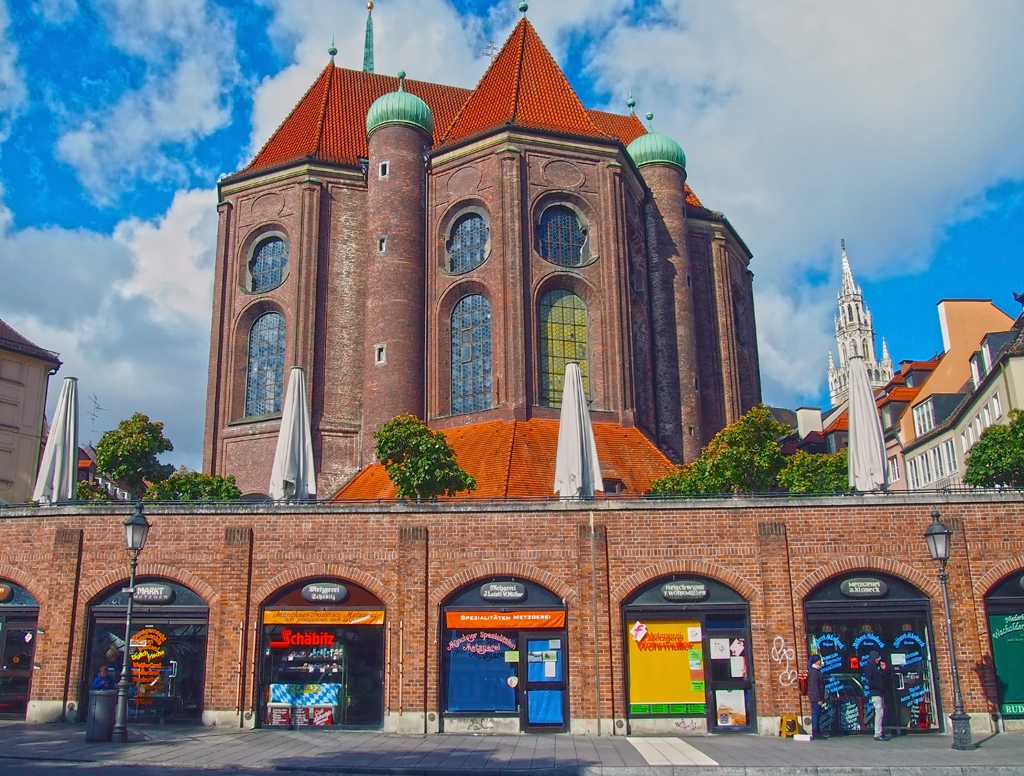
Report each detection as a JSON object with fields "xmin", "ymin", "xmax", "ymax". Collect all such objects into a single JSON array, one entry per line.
[
  {"xmin": 366, "ymin": 71, "xmax": 434, "ymax": 137},
  {"xmin": 626, "ymin": 112, "xmax": 686, "ymax": 173}
]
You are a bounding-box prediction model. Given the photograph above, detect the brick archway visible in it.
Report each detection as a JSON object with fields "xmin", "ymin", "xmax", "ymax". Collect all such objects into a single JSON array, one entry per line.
[
  {"xmin": 611, "ymin": 560, "xmax": 760, "ymax": 605},
  {"xmin": 975, "ymin": 555, "xmax": 1024, "ymax": 598},
  {"xmin": 253, "ymin": 564, "xmax": 396, "ymax": 609},
  {"xmin": 79, "ymin": 564, "xmax": 219, "ymax": 607},
  {"xmin": 0, "ymin": 563, "xmax": 45, "ymax": 606},
  {"xmin": 430, "ymin": 562, "xmax": 577, "ymax": 607},
  {"xmin": 793, "ymin": 556, "xmax": 939, "ymax": 602}
]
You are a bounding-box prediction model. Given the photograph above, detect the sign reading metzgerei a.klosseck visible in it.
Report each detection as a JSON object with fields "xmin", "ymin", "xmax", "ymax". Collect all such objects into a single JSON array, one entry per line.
[
  {"xmin": 301, "ymin": 582, "xmax": 349, "ymax": 604},
  {"xmin": 840, "ymin": 578, "xmax": 888, "ymax": 598},
  {"xmin": 132, "ymin": 584, "xmax": 175, "ymax": 604},
  {"xmin": 661, "ymin": 581, "xmax": 709, "ymax": 602},
  {"xmin": 480, "ymin": 582, "xmax": 527, "ymax": 602}
]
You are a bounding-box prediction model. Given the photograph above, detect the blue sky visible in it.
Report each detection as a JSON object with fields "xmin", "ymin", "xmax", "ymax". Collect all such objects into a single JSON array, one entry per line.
[{"xmin": 1, "ymin": 0, "xmax": 1022, "ymax": 473}]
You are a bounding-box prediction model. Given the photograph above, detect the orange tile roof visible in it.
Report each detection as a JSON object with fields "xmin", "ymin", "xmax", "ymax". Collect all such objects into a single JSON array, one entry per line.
[
  {"xmin": 880, "ymin": 386, "xmax": 918, "ymax": 404},
  {"xmin": 441, "ymin": 18, "xmax": 607, "ymax": 146},
  {"xmin": 588, "ymin": 110, "xmax": 646, "ymax": 145},
  {"xmin": 333, "ymin": 419, "xmax": 674, "ymax": 500},
  {"xmin": 242, "ymin": 67, "xmax": 471, "ymax": 174}
]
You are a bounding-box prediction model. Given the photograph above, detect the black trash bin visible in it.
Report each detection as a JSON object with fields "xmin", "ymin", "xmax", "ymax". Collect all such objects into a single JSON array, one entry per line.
[{"xmin": 85, "ymin": 690, "xmax": 117, "ymax": 742}]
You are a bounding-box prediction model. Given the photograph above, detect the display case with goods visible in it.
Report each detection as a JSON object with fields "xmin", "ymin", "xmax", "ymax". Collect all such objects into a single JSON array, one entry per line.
[{"xmin": 263, "ymin": 642, "xmax": 346, "ymax": 727}]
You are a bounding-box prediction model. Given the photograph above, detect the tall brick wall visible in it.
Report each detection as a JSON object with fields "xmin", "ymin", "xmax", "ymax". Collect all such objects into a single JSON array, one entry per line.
[{"xmin": 4, "ymin": 493, "xmax": 1022, "ymax": 733}]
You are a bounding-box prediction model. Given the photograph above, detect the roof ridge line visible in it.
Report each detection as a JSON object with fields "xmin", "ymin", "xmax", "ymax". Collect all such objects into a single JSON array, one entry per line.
[
  {"xmin": 509, "ymin": 18, "xmax": 528, "ymax": 127},
  {"xmin": 502, "ymin": 419, "xmax": 518, "ymax": 498},
  {"xmin": 243, "ymin": 62, "xmax": 334, "ymax": 173},
  {"xmin": 313, "ymin": 64, "xmax": 334, "ymax": 158}
]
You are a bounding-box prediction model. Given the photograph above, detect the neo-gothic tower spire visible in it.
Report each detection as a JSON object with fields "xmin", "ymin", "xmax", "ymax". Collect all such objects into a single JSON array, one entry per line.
[{"xmin": 827, "ymin": 239, "xmax": 893, "ymax": 406}]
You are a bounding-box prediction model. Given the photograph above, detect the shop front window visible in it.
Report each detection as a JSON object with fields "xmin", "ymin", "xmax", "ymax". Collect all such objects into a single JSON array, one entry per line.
[
  {"xmin": 804, "ymin": 572, "xmax": 939, "ymax": 736},
  {"xmin": 259, "ymin": 579, "xmax": 385, "ymax": 729},
  {"xmin": 984, "ymin": 571, "xmax": 1024, "ymax": 719},
  {"xmin": 0, "ymin": 580, "xmax": 39, "ymax": 719},
  {"xmin": 84, "ymin": 579, "xmax": 209, "ymax": 725},
  {"xmin": 441, "ymin": 579, "xmax": 568, "ymax": 733},
  {"xmin": 623, "ymin": 577, "xmax": 754, "ymax": 734}
]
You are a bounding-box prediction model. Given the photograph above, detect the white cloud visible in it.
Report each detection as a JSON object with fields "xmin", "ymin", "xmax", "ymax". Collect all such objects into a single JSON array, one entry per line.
[
  {"xmin": 56, "ymin": 0, "xmax": 239, "ymax": 201},
  {"xmin": 0, "ymin": 184, "xmax": 215, "ymax": 470},
  {"xmin": 0, "ymin": 0, "xmax": 27, "ymax": 146},
  {"xmin": 31, "ymin": 0, "xmax": 78, "ymax": 25},
  {"xmin": 573, "ymin": 0, "xmax": 1024, "ymax": 405}
]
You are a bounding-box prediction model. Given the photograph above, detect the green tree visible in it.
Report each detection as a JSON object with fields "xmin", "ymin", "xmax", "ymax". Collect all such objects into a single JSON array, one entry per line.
[
  {"xmin": 76, "ymin": 480, "xmax": 110, "ymax": 501},
  {"xmin": 144, "ymin": 467, "xmax": 242, "ymax": 501},
  {"xmin": 964, "ymin": 409, "xmax": 1024, "ymax": 487},
  {"xmin": 650, "ymin": 405, "xmax": 791, "ymax": 495},
  {"xmin": 94, "ymin": 413, "xmax": 175, "ymax": 499},
  {"xmin": 373, "ymin": 414, "xmax": 476, "ymax": 500},
  {"xmin": 776, "ymin": 449, "xmax": 849, "ymax": 493}
]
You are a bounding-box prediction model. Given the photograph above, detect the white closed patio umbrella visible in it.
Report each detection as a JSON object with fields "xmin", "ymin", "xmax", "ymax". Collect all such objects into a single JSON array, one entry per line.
[
  {"xmin": 554, "ymin": 362, "xmax": 603, "ymax": 499},
  {"xmin": 32, "ymin": 376, "xmax": 79, "ymax": 504},
  {"xmin": 269, "ymin": 367, "xmax": 317, "ymax": 500},
  {"xmin": 847, "ymin": 355, "xmax": 886, "ymax": 492}
]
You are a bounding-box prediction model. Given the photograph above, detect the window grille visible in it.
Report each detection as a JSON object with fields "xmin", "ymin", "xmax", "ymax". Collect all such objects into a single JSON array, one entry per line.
[
  {"xmin": 447, "ymin": 214, "xmax": 489, "ymax": 273},
  {"xmin": 539, "ymin": 289, "xmax": 589, "ymax": 407},
  {"xmin": 450, "ymin": 295, "xmax": 492, "ymax": 414},
  {"xmin": 250, "ymin": 237, "xmax": 289, "ymax": 293},
  {"xmin": 245, "ymin": 312, "xmax": 286, "ymax": 416},
  {"xmin": 538, "ymin": 206, "xmax": 586, "ymax": 267}
]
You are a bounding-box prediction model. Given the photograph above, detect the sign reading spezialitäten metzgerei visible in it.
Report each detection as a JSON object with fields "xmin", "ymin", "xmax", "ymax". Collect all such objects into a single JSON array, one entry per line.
[
  {"xmin": 661, "ymin": 581, "xmax": 709, "ymax": 602},
  {"xmin": 839, "ymin": 578, "xmax": 888, "ymax": 598},
  {"xmin": 480, "ymin": 582, "xmax": 527, "ymax": 602},
  {"xmin": 301, "ymin": 582, "xmax": 349, "ymax": 604},
  {"xmin": 132, "ymin": 584, "xmax": 175, "ymax": 604}
]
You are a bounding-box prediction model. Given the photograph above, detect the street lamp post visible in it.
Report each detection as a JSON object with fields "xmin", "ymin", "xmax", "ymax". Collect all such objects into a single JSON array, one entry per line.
[
  {"xmin": 923, "ymin": 509, "xmax": 974, "ymax": 750},
  {"xmin": 110, "ymin": 502, "xmax": 151, "ymax": 744}
]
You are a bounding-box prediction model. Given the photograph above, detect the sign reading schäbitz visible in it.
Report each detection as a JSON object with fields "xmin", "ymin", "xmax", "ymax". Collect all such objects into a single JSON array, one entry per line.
[
  {"xmin": 301, "ymin": 583, "xmax": 349, "ymax": 603},
  {"xmin": 839, "ymin": 578, "xmax": 888, "ymax": 598},
  {"xmin": 661, "ymin": 581, "xmax": 709, "ymax": 601}
]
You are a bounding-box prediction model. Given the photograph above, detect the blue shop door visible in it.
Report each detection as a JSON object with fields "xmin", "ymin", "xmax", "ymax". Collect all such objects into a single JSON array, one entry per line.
[{"xmin": 520, "ymin": 633, "xmax": 568, "ymax": 733}]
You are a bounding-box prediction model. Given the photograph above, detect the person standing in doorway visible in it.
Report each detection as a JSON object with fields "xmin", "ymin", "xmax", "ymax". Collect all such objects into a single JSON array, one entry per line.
[
  {"xmin": 865, "ymin": 650, "xmax": 891, "ymax": 741},
  {"xmin": 808, "ymin": 654, "xmax": 828, "ymax": 740}
]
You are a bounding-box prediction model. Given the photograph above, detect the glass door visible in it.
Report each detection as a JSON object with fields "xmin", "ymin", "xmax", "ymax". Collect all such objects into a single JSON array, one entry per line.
[
  {"xmin": 704, "ymin": 624, "xmax": 754, "ymax": 732},
  {"xmin": 0, "ymin": 618, "xmax": 38, "ymax": 718},
  {"xmin": 520, "ymin": 632, "xmax": 568, "ymax": 733}
]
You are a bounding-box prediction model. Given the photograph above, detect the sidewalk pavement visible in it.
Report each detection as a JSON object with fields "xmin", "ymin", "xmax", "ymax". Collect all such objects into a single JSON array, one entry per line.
[{"xmin": 2, "ymin": 722, "xmax": 1024, "ymax": 775}]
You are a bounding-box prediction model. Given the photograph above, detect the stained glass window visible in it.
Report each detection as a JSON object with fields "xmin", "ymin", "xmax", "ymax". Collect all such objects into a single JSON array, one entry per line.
[
  {"xmin": 539, "ymin": 290, "xmax": 589, "ymax": 407},
  {"xmin": 447, "ymin": 213, "xmax": 489, "ymax": 273},
  {"xmin": 245, "ymin": 312, "xmax": 286, "ymax": 417},
  {"xmin": 451, "ymin": 295, "xmax": 492, "ymax": 415},
  {"xmin": 250, "ymin": 237, "xmax": 289, "ymax": 293},
  {"xmin": 538, "ymin": 206, "xmax": 586, "ymax": 267}
]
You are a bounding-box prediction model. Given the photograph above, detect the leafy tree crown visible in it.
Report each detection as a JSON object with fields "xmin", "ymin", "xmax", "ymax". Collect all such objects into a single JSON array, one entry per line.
[
  {"xmin": 373, "ymin": 415, "xmax": 476, "ymax": 500},
  {"xmin": 144, "ymin": 467, "xmax": 242, "ymax": 501},
  {"xmin": 964, "ymin": 409, "xmax": 1024, "ymax": 488},
  {"xmin": 94, "ymin": 412, "xmax": 174, "ymax": 498}
]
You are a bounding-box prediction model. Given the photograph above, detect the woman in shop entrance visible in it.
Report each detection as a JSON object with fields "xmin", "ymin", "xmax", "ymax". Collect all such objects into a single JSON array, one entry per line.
[
  {"xmin": 807, "ymin": 654, "xmax": 827, "ymax": 740},
  {"xmin": 865, "ymin": 651, "xmax": 891, "ymax": 741}
]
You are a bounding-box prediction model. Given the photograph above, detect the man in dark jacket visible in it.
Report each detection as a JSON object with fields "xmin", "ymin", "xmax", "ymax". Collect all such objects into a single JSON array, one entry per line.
[
  {"xmin": 864, "ymin": 650, "xmax": 890, "ymax": 740},
  {"xmin": 807, "ymin": 654, "xmax": 827, "ymax": 739}
]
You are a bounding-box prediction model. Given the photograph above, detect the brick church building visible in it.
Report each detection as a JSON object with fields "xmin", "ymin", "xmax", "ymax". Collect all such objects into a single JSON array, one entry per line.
[{"xmin": 203, "ymin": 12, "xmax": 761, "ymax": 499}]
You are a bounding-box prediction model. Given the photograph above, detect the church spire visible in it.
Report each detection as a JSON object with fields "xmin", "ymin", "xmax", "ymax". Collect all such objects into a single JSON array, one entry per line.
[
  {"xmin": 363, "ymin": 1, "xmax": 374, "ymax": 73},
  {"xmin": 840, "ymin": 238, "xmax": 856, "ymax": 295}
]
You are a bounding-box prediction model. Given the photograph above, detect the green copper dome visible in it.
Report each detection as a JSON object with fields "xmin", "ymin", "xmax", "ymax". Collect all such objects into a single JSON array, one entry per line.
[
  {"xmin": 626, "ymin": 131, "xmax": 686, "ymax": 172},
  {"xmin": 366, "ymin": 72, "xmax": 434, "ymax": 137}
]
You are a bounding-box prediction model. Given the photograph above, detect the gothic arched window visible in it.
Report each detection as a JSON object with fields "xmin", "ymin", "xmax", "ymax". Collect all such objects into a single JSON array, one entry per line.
[
  {"xmin": 450, "ymin": 295, "xmax": 492, "ymax": 415},
  {"xmin": 245, "ymin": 312, "xmax": 286, "ymax": 417},
  {"xmin": 539, "ymin": 289, "xmax": 589, "ymax": 407},
  {"xmin": 538, "ymin": 206, "xmax": 587, "ymax": 267},
  {"xmin": 847, "ymin": 304, "xmax": 854, "ymax": 323},
  {"xmin": 863, "ymin": 339, "xmax": 869, "ymax": 358},
  {"xmin": 447, "ymin": 213, "xmax": 489, "ymax": 273},
  {"xmin": 250, "ymin": 236, "xmax": 289, "ymax": 293}
]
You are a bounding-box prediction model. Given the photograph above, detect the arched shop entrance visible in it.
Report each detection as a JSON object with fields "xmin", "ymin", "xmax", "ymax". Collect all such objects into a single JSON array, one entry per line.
[
  {"xmin": 984, "ymin": 570, "xmax": 1024, "ymax": 724},
  {"xmin": 622, "ymin": 575, "xmax": 755, "ymax": 734},
  {"xmin": 0, "ymin": 580, "xmax": 38, "ymax": 719},
  {"xmin": 804, "ymin": 571, "xmax": 940, "ymax": 736},
  {"xmin": 441, "ymin": 578, "xmax": 568, "ymax": 734},
  {"xmin": 258, "ymin": 578, "xmax": 385, "ymax": 729},
  {"xmin": 84, "ymin": 579, "xmax": 209, "ymax": 724}
]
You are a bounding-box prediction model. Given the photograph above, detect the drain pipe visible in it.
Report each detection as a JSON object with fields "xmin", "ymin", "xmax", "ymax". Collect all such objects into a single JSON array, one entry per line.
[{"xmin": 590, "ymin": 510, "xmax": 601, "ymax": 735}]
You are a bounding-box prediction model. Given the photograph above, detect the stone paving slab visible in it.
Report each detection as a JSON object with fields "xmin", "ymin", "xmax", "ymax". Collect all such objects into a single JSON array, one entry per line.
[{"xmin": 2, "ymin": 722, "xmax": 1024, "ymax": 775}]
